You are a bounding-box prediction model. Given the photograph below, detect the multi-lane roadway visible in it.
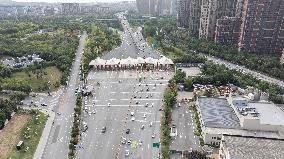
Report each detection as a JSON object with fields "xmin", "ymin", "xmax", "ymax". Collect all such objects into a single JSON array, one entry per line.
[
  {"xmin": 77, "ymin": 70, "xmax": 172, "ymax": 159},
  {"xmin": 41, "ymin": 32, "xmax": 87, "ymax": 159},
  {"xmin": 76, "ymin": 14, "xmax": 174, "ymax": 159}
]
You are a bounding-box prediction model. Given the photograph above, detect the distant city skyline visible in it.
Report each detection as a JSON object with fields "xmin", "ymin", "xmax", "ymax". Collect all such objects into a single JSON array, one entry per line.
[{"xmin": 15, "ymin": 0, "xmax": 135, "ymax": 3}]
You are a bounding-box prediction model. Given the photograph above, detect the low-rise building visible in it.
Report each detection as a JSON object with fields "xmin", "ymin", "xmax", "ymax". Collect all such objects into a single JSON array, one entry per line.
[
  {"xmin": 196, "ymin": 94, "xmax": 284, "ymax": 146},
  {"xmin": 219, "ymin": 135, "xmax": 284, "ymax": 159}
]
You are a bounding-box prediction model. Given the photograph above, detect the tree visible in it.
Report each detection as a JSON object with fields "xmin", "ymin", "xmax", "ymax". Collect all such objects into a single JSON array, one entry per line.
[
  {"xmin": 184, "ymin": 77, "xmax": 193, "ymax": 90},
  {"xmin": 184, "ymin": 150, "xmax": 208, "ymax": 159},
  {"xmin": 173, "ymin": 69, "xmax": 186, "ymax": 83}
]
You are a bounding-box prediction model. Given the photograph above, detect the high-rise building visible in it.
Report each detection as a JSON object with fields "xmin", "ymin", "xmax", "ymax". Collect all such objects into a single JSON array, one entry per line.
[
  {"xmin": 281, "ymin": 49, "xmax": 284, "ymax": 64},
  {"xmin": 61, "ymin": 3, "xmax": 80, "ymax": 14},
  {"xmin": 238, "ymin": 0, "xmax": 284, "ymax": 53},
  {"xmin": 177, "ymin": 0, "xmax": 191, "ymax": 28},
  {"xmin": 199, "ymin": 0, "xmax": 239, "ymax": 40},
  {"xmin": 215, "ymin": 16, "xmax": 241, "ymax": 45}
]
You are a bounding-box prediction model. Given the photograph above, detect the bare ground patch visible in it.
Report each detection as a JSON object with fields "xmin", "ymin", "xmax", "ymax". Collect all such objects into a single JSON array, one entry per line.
[{"xmin": 0, "ymin": 115, "xmax": 31, "ymax": 159}]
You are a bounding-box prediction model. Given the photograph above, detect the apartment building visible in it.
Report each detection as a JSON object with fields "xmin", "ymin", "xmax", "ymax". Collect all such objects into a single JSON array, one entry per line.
[
  {"xmin": 199, "ymin": 0, "xmax": 239, "ymax": 40},
  {"xmin": 61, "ymin": 3, "xmax": 80, "ymax": 14},
  {"xmin": 215, "ymin": 16, "xmax": 241, "ymax": 45},
  {"xmin": 238, "ymin": 0, "xmax": 284, "ymax": 53},
  {"xmin": 177, "ymin": 0, "xmax": 191, "ymax": 28}
]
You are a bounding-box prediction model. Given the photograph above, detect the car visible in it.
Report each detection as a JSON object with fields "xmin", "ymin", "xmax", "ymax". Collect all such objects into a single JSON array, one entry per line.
[
  {"xmin": 126, "ymin": 128, "xmax": 130, "ymax": 134},
  {"xmin": 136, "ymin": 101, "xmax": 139, "ymax": 105},
  {"xmin": 108, "ymin": 103, "xmax": 110, "ymax": 107},
  {"xmin": 143, "ymin": 114, "xmax": 146, "ymax": 118},
  {"xmin": 41, "ymin": 103, "xmax": 47, "ymax": 106},
  {"xmin": 57, "ymin": 112, "xmax": 61, "ymax": 115},
  {"xmin": 149, "ymin": 122, "xmax": 153, "ymax": 127},
  {"xmin": 146, "ymin": 95, "xmax": 149, "ymax": 98},
  {"xmin": 121, "ymin": 138, "xmax": 126, "ymax": 144},
  {"xmin": 138, "ymin": 140, "xmax": 143, "ymax": 146},
  {"xmin": 178, "ymin": 103, "xmax": 181, "ymax": 107},
  {"xmin": 131, "ymin": 117, "xmax": 135, "ymax": 121},
  {"xmin": 125, "ymin": 150, "xmax": 130, "ymax": 156},
  {"xmin": 82, "ymin": 123, "xmax": 88, "ymax": 132},
  {"xmin": 101, "ymin": 126, "xmax": 106, "ymax": 133},
  {"xmin": 92, "ymin": 110, "xmax": 96, "ymax": 114},
  {"xmin": 151, "ymin": 103, "xmax": 154, "ymax": 107},
  {"xmin": 130, "ymin": 112, "xmax": 134, "ymax": 116},
  {"xmin": 127, "ymin": 139, "xmax": 131, "ymax": 145},
  {"xmin": 151, "ymin": 133, "xmax": 155, "ymax": 138},
  {"xmin": 146, "ymin": 88, "xmax": 149, "ymax": 91},
  {"xmin": 159, "ymin": 108, "xmax": 163, "ymax": 111},
  {"xmin": 145, "ymin": 103, "xmax": 149, "ymax": 107},
  {"xmin": 172, "ymin": 124, "xmax": 176, "ymax": 128},
  {"xmin": 133, "ymin": 95, "xmax": 137, "ymax": 98},
  {"xmin": 141, "ymin": 125, "xmax": 145, "ymax": 129}
]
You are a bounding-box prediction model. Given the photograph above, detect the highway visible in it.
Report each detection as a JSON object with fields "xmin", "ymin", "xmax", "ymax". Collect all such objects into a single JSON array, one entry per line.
[
  {"xmin": 41, "ymin": 32, "xmax": 87, "ymax": 159},
  {"xmin": 76, "ymin": 14, "xmax": 173, "ymax": 159},
  {"xmin": 201, "ymin": 53, "xmax": 284, "ymax": 87}
]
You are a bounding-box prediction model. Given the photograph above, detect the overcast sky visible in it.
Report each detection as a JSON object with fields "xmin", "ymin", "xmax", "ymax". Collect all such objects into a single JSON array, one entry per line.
[{"xmin": 15, "ymin": 0, "xmax": 135, "ymax": 3}]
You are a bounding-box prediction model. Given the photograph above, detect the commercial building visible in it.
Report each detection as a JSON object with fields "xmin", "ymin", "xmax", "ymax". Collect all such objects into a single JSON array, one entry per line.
[
  {"xmin": 196, "ymin": 94, "xmax": 284, "ymax": 146},
  {"xmin": 238, "ymin": 0, "xmax": 284, "ymax": 53},
  {"xmin": 61, "ymin": 3, "xmax": 80, "ymax": 14}
]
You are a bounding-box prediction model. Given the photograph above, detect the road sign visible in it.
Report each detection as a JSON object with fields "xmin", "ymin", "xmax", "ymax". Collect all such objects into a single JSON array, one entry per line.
[{"xmin": 152, "ymin": 142, "xmax": 160, "ymax": 148}]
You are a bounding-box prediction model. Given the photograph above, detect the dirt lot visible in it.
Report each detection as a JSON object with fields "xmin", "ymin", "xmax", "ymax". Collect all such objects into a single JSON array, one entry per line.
[{"xmin": 0, "ymin": 115, "xmax": 31, "ymax": 159}]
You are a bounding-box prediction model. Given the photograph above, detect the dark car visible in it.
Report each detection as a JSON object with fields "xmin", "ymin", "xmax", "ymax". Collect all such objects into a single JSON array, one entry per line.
[
  {"xmin": 101, "ymin": 126, "xmax": 106, "ymax": 133},
  {"xmin": 126, "ymin": 129, "xmax": 130, "ymax": 134}
]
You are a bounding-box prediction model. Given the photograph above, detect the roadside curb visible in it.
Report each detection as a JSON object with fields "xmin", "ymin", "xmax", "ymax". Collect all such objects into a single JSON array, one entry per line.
[{"xmin": 33, "ymin": 110, "xmax": 55, "ymax": 159}]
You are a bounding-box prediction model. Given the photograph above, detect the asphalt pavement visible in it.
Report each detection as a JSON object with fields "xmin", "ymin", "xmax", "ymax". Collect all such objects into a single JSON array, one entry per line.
[
  {"xmin": 40, "ymin": 32, "xmax": 87, "ymax": 159},
  {"xmin": 76, "ymin": 14, "xmax": 174, "ymax": 159},
  {"xmin": 76, "ymin": 70, "xmax": 173, "ymax": 159},
  {"xmin": 170, "ymin": 101, "xmax": 200, "ymax": 159},
  {"xmin": 101, "ymin": 14, "xmax": 161, "ymax": 60}
]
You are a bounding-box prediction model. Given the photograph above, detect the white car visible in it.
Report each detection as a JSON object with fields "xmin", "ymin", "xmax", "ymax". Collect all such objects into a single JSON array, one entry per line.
[
  {"xmin": 143, "ymin": 114, "xmax": 146, "ymax": 118},
  {"xmin": 131, "ymin": 117, "xmax": 135, "ymax": 121},
  {"xmin": 141, "ymin": 125, "xmax": 145, "ymax": 129},
  {"xmin": 108, "ymin": 103, "xmax": 110, "ymax": 107},
  {"xmin": 145, "ymin": 103, "xmax": 149, "ymax": 107},
  {"xmin": 130, "ymin": 112, "xmax": 134, "ymax": 116},
  {"xmin": 125, "ymin": 150, "xmax": 130, "ymax": 156},
  {"xmin": 151, "ymin": 133, "xmax": 155, "ymax": 138},
  {"xmin": 151, "ymin": 103, "xmax": 154, "ymax": 107},
  {"xmin": 149, "ymin": 122, "xmax": 153, "ymax": 127}
]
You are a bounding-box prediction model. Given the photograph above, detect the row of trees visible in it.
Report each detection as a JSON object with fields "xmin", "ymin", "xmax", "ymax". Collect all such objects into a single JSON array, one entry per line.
[
  {"xmin": 161, "ymin": 80, "xmax": 177, "ymax": 159},
  {"xmin": 82, "ymin": 23, "xmax": 121, "ymax": 76},
  {"xmin": 142, "ymin": 18, "xmax": 206, "ymax": 64},
  {"xmin": 68, "ymin": 96, "xmax": 82, "ymax": 158},
  {"xmin": 0, "ymin": 99, "xmax": 17, "ymax": 129}
]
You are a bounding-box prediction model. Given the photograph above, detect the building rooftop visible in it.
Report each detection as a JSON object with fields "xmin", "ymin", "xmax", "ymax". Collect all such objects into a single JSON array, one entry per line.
[
  {"xmin": 248, "ymin": 102, "xmax": 284, "ymax": 126},
  {"xmin": 223, "ymin": 136, "xmax": 284, "ymax": 159},
  {"xmin": 198, "ymin": 97, "xmax": 240, "ymax": 129},
  {"xmin": 203, "ymin": 127, "xmax": 284, "ymax": 139}
]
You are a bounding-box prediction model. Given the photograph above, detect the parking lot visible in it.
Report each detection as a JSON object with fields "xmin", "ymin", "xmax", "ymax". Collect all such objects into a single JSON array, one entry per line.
[{"xmin": 170, "ymin": 91, "xmax": 200, "ymax": 158}]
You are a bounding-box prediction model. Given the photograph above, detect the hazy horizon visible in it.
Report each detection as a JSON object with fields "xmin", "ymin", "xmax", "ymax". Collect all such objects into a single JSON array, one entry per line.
[{"xmin": 14, "ymin": 0, "xmax": 135, "ymax": 3}]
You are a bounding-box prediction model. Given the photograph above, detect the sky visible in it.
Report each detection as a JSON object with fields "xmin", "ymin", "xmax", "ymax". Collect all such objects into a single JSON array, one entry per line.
[{"xmin": 15, "ymin": 0, "xmax": 135, "ymax": 3}]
